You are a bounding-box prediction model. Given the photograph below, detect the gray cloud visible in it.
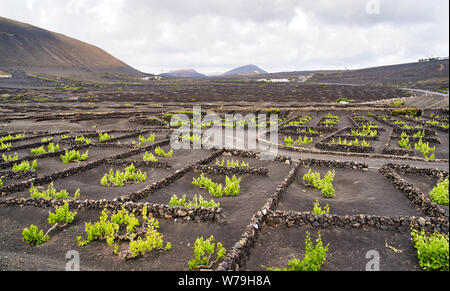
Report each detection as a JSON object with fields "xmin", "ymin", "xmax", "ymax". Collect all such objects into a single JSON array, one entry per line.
[{"xmin": 1, "ymin": 0, "xmax": 448, "ymax": 74}]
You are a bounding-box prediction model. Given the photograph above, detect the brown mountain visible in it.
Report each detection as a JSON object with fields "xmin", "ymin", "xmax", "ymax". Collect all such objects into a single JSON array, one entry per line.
[{"xmin": 0, "ymin": 16, "xmax": 142, "ymax": 76}]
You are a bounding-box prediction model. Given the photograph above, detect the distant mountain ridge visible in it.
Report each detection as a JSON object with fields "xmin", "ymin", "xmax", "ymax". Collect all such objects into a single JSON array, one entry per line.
[
  {"xmin": 223, "ymin": 64, "xmax": 268, "ymax": 76},
  {"xmin": 159, "ymin": 69, "xmax": 206, "ymax": 78},
  {"xmin": 0, "ymin": 16, "xmax": 142, "ymax": 76}
]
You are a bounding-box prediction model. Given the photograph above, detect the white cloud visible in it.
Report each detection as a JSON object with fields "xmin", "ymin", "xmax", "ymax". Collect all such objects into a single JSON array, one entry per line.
[{"xmin": 1, "ymin": 0, "xmax": 448, "ymax": 74}]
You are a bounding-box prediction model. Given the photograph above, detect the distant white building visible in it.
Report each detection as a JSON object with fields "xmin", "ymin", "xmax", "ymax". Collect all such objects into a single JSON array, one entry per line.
[
  {"xmin": 0, "ymin": 71, "xmax": 12, "ymax": 78},
  {"xmin": 142, "ymin": 76, "xmax": 162, "ymax": 81},
  {"xmin": 257, "ymin": 78, "xmax": 289, "ymax": 83}
]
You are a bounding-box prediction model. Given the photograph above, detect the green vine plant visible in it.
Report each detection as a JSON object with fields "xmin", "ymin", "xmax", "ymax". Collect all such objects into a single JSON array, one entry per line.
[
  {"xmin": 192, "ymin": 174, "xmax": 241, "ymax": 198},
  {"xmin": 60, "ymin": 150, "xmax": 89, "ymax": 164},
  {"xmin": 22, "ymin": 201, "xmax": 77, "ymax": 246},
  {"xmin": 181, "ymin": 134, "xmax": 202, "ymax": 142},
  {"xmin": 29, "ymin": 182, "xmax": 81, "ymax": 200},
  {"xmin": 398, "ymin": 137, "xmax": 411, "ymax": 150},
  {"xmin": 284, "ymin": 136, "xmax": 294, "ymax": 147},
  {"xmin": 350, "ymin": 128, "xmax": 378, "ymax": 137},
  {"xmin": 297, "ymin": 128, "xmax": 318, "ymax": 135},
  {"xmin": 77, "ymin": 206, "xmax": 171, "ymax": 260},
  {"xmin": 100, "ymin": 164, "xmax": 147, "ymax": 187},
  {"xmin": 154, "ymin": 146, "xmax": 173, "ymax": 158},
  {"xmin": 143, "ymin": 152, "xmax": 158, "ymax": 162},
  {"xmin": 303, "ymin": 169, "xmax": 336, "ymax": 198},
  {"xmin": 429, "ymin": 177, "xmax": 449, "ymax": 206},
  {"xmin": 330, "ymin": 138, "xmax": 370, "ymax": 148},
  {"xmin": 401, "ymin": 131, "xmax": 425, "ymax": 139},
  {"xmin": 312, "ymin": 200, "xmax": 330, "ymax": 215},
  {"xmin": 188, "ymin": 235, "xmax": 226, "ymax": 270},
  {"xmin": 30, "ymin": 142, "xmax": 60, "ymax": 155},
  {"xmin": 99, "ymin": 132, "xmax": 114, "ymax": 141},
  {"xmin": 31, "ymin": 146, "xmax": 47, "ymax": 155},
  {"xmin": 285, "ymin": 136, "xmax": 313, "ymax": 147},
  {"xmin": 74, "ymin": 136, "xmax": 92, "ymax": 144},
  {"xmin": 0, "ymin": 133, "xmax": 25, "ymax": 142},
  {"xmin": 0, "ymin": 177, "xmax": 3, "ymax": 187},
  {"xmin": 414, "ymin": 139, "xmax": 436, "ymax": 159},
  {"xmin": 138, "ymin": 134, "xmax": 156, "ymax": 143},
  {"xmin": 47, "ymin": 142, "xmax": 60, "ymax": 153},
  {"xmin": 169, "ymin": 194, "xmax": 220, "ymax": 208},
  {"xmin": 410, "ymin": 228, "xmax": 449, "ymax": 271},
  {"xmin": 41, "ymin": 137, "xmax": 53, "ymax": 143},
  {"xmin": 2, "ymin": 152, "xmax": 19, "ymax": 162},
  {"xmin": 215, "ymin": 158, "xmax": 249, "ymax": 168},
  {"xmin": 12, "ymin": 160, "xmax": 37, "ymax": 172},
  {"xmin": 131, "ymin": 141, "xmax": 142, "ymax": 148},
  {"xmin": 0, "ymin": 141, "xmax": 12, "ymax": 149},
  {"xmin": 283, "ymin": 116, "xmax": 312, "ymax": 127},
  {"xmin": 266, "ymin": 232, "xmax": 329, "ymax": 271},
  {"xmin": 21, "ymin": 225, "xmax": 49, "ymax": 246}
]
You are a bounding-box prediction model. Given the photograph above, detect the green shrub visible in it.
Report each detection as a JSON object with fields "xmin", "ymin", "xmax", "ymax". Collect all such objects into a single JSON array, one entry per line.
[
  {"xmin": 414, "ymin": 139, "xmax": 436, "ymax": 159},
  {"xmin": 31, "ymin": 146, "xmax": 47, "ymax": 155},
  {"xmin": 98, "ymin": 132, "xmax": 113, "ymax": 141},
  {"xmin": 12, "ymin": 160, "xmax": 37, "ymax": 172},
  {"xmin": 22, "ymin": 201, "xmax": 76, "ymax": 246},
  {"xmin": 411, "ymin": 229, "xmax": 449, "ymax": 271},
  {"xmin": 331, "ymin": 137, "xmax": 370, "ymax": 147},
  {"xmin": 284, "ymin": 116, "xmax": 312, "ymax": 127},
  {"xmin": 0, "ymin": 142, "xmax": 12, "ymax": 149},
  {"xmin": 154, "ymin": 146, "xmax": 173, "ymax": 158},
  {"xmin": 41, "ymin": 137, "xmax": 53, "ymax": 143},
  {"xmin": 77, "ymin": 206, "xmax": 170, "ymax": 260},
  {"xmin": 60, "ymin": 150, "xmax": 89, "ymax": 164},
  {"xmin": 21, "ymin": 225, "xmax": 49, "ymax": 246},
  {"xmin": 303, "ymin": 169, "xmax": 335, "ymax": 198},
  {"xmin": 47, "ymin": 201, "xmax": 77, "ymax": 226},
  {"xmin": 2, "ymin": 152, "xmax": 19, "ymax": 162},
  {"xmin": 138, "ymin": 134, "xmax": 156, "ymax": 142},
  {"xmin": 29, "ymin": 182, "xmax": 80, "ymax": 200},
  {"xmin": 350, "ymin": 128, "xmax": 378, "ymax": 137},
  {"xmin": 188, "ymin": 236, "xmax": 226, "ymax": 270},
  {"xmin": 169, "ymin": 194, "xmax": 220, "ymax": 208},
  {"xmin": 74, "ymin": 136, "xmax": 91, "ymax": 144},
  {"xmin": 398, "ymin": 137, "xmax": 411, "ymax": 150},
  {"xmin": 47, "ymin": 142, "xmax": 60, "ymax": 153},
  {"xmin": 392, "ymin": 108, "xmax": 420, "ymax": 117},
  {"xmin": 143, "ymin": 152, "xmax": 158, "ymax": 162},
  {"xmin": 181, "ymin": 134, "xmax": 201, "ymax": 142},
  {"xmin": 267, "ymin": 232, "xmax": 328, "ymax": 271},
  {"xmin": 429, "ymin": 177, "xmax": 449, "ymax": 206},
  {"xmin": 284, "ymin": 136, "xmax": 294, "ymax": 147},
  {"xmin": 0, "ymin": 133, "xmax": 25, "ymax": 142},
  {"xmin": 215, "ymin": 158, "xmax": 249, "ymax": 168},
  {"xmin": 192, "ymin": 174, "xmax": 241, "ymax": 198},
  {"xmin": 294, "ymin": 135, "xmax": 313, "ymax": 146},
  {"xmin": 100, "ymin": 164, "xmax": 147, "ymax": 187},
  {"xmin": 313, "ymin": 200, "xmax": 330, "ymax": 215}
]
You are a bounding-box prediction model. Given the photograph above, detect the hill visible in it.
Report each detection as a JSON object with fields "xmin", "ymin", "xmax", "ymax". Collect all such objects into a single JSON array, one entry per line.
[
  {"xmin": 159, "ymin": 69, "xmax": 206, "ymax": 78},
  {"xmin": 262, "ymin": 60, "xmax": 448, "ymax": 91},
  {"xmin": 223, "ymin": 64, "xmax": 268, "ymax": 76},
  {"xmin": 308, "ymin": 59, "xmax": 449, "ymax": 90},
  {"xmin": 0, "ymin": 16, "xmax": 142, "ymax": 76}
]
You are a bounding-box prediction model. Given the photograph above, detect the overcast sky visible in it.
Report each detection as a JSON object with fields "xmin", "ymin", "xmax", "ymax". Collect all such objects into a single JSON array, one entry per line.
[{"xmin": 1, "ymin": 0, "xmax": 449, "ymax": 74}]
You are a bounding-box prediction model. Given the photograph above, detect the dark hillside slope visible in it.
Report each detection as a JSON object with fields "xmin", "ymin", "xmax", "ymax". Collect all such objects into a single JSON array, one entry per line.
[{"xmin": 0, "ymin": 16, "xmax": 141, "ymax": 76}]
